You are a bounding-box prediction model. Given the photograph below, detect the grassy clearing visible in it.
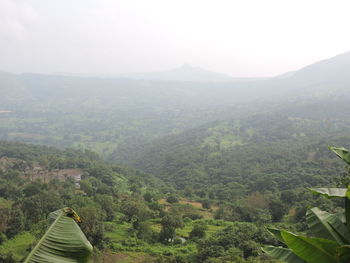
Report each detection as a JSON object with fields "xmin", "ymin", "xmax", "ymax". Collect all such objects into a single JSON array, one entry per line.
[
  {"xmin": 105, "ymin": 218, "xmax": 197, "ymax": 258},
  {"xmin": 105, "ymin": 222, "xmax": 131, "ymax": 242},
  {"xmin": 179, "ymin": 200, "xmax": 203, "ymax": 209},
  {"xmin": 177, "ymin": 219, "xmax": 232, "ymax": 238},
  {"xmin": 105, "ymin": 215, "xmax": 234, "ymax": 261},
  {"xmin": 102, "ymin": 251, "xmax": 156, "ymax": 263},
  {"xmin": 159, "ymin": 198, "xmax": 218, "ymax": 219}
]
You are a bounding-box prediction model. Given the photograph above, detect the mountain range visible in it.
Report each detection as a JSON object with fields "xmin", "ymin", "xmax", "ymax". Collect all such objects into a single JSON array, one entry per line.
[
  {"xmin": 48, "ymin": 51, "xmax": 350, "ymax": 84},
  {"xmin": 0, "ymin": 51, "xmax": 348, "ymax": 110},
  {"xmin": 0, "ymin": 50, "xmax": 350, "ymax": 161}
]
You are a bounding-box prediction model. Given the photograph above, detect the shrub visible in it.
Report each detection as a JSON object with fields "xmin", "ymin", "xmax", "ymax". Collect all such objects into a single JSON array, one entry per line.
[{"xmin": 166, "ymin": 195, "xmax": 179, "ymax": 204}]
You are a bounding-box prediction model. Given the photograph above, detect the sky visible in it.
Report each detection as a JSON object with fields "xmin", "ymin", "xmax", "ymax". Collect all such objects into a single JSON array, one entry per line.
[{"xmin": 1, "ymin": 0, "xmax": 350, "ymax": 77}]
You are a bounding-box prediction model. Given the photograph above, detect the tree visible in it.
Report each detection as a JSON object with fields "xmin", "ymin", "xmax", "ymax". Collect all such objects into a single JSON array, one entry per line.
[
  {"xmin": 201, "ymin": 199, "xmax": 211, "ymax": 209},
  {"xmin": 184, "ymin": 186, "xmax": 193, "ymax": 197},
  {"xmin": 94, "ymin": 194, "xmax": 115, "ymax": 221},
  {"xmin": 120, "ymin": 199, "xmax": 154, "ymax": 223},
  {"xmin": 143, "ymin": 192, "xmax": 155, "ymax": 202},
  {"xmin": 263, "ymin": 146, "xmax": 350, "ymax": 263},
  {"xmin": 6, "ymin": 206, "xmax": 24, "ymax": 238},
  {"xmin": 136, "ymin": 221, "xmax": 157, "ymax": 242},
  {"xmin": 159, "ymin": 212, "xmax": 183, "ymax": 242},
  {"xmin": 79, "ymin": 206, "xmax": 105, "ymax": 248},
  {"xmin": 0, "ymin": 208, "xmax": 9, "ymax": 233},
  {"xmin": 269, "ymin": 199, "xmax": 285, "ymax": 222},
  {"xmin": 0, "ymin": 232, "xmax": 7, "ymax": 245},
  {"xmin": 21, "ymin": 192, "xmax": 63, "ymax": 228},
  {"xmin": 197, "ymin": 223, "xmax": 269, "ymax": 262},
  {"xmin": 23, "ymin": 181, "xmax": 44, "ymax": 197},
  {"xmin": 189, "ymin": 221, "xmax": 208, "ymax": 239}
]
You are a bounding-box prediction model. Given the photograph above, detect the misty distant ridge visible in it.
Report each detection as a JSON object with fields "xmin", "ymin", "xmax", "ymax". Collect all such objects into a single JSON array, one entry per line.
[
  {"xmin": 289, "ymin": 50, "xmax": 350, "ymax": 85},
  {"xmin": 113, "ymin": 64, "xmax": 267, "ymax": 82},
  {"xmin": 53, "ymin": 64, "xmax": 240, "ymax": 82},
  {"xmin": 52, "ymin": 64, "xmax": 270, "ymax": 82},
  {"xmin": 1, "ymin": 50, "xmax": 350, "ymax": 87},
  {"xmin": 116, "ymin": 64, "xmax": 236, "ymax": 82},
  {"xmin": 9, "ymin": 50, "xmax": 350, "ymax": 84}
]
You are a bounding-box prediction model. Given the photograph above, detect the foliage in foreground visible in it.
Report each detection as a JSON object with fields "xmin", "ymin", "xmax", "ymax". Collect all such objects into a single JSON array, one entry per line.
[
  {"xmin": 263, "ymin": 146, "xmax": 350, "ymax": 263},
  {"xmin": 24, "ymin": 208, "xmax": 92, "ymax": 263}
]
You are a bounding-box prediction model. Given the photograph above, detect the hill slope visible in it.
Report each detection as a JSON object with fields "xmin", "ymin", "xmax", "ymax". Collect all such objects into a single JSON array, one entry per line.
[{"xmin": 113, "ymin": 98, "xmax": 350, "ymax": 197}]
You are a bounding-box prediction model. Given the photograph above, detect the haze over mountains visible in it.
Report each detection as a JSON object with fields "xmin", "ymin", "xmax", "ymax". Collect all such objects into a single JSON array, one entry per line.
[
  {"xmin": 57, "ymin": 64, "xmax": 238, "ymax": 82},
  {"xmin": 49, "ymin": 51, "xmax": 350, "ymax": 85},
  {"xmin": 118, "ymin": 63, "xmax": 236, "ymax": 82},
  {"xmin": 1, "ymin": 51, "xmax": 350, "ymax": 105},
  {"xmin": 0, "ymin": 50, "xmax": 350, "ymax": 160}
]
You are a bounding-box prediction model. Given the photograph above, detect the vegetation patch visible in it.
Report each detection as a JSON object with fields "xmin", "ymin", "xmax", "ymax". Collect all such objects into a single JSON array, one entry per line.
[{"xmin": 0, "ymin": 232, "xmax": 35, "ymax": 261}]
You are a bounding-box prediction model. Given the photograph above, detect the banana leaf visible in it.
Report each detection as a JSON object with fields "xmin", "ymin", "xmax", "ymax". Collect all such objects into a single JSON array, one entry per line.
[
  {"xmin": 266, "ymin": 227, "xmax": 284, "ymax": 243},
  {"xmin": 262, "ymin": 246, "xmax": 306, "ymax": 263},
  {"xmin": 24, "ymin": 207, "xmax": 93, "ymax": 263},
  {"xmin": 329, "ymin": 146, "xmax": 350, "ymax": 165},
  {"xmin": 306, "ymin": 207, "xmax": 350, "ymax": 244},
  {"xmin": 309, "ymin": 188, "xmax": 347, "ymax": 198},
  {"xmin": 281, "ymin": 230, "xmax": 340, "ymax": 263},
  {"xmin": 310, "ymin": 187, "xmax": 350, "ymax": 234}
]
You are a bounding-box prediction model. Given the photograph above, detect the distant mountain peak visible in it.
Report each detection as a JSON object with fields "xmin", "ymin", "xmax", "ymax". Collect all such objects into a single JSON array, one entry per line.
[
  {"xmin": 174, "ymin": 64, "xmax": 214, "ymax": 74},
  {"xmin": 113, "ymin": 64, "xmax": 236, "ymax": 82}
]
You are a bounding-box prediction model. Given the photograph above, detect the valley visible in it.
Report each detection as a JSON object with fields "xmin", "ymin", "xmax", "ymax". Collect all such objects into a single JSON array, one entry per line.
[{"xmin": 1, "ymin": 52, "xmax": 350, "ymax": 262}]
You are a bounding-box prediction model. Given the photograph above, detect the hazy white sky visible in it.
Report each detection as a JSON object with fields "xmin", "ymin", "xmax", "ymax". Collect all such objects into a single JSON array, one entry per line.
[{"xmin": 1, "ymin": 0, "xmax": 350, "ymax": 77}]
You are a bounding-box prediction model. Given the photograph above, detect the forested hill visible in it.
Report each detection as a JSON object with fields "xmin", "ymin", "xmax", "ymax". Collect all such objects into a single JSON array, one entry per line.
[{"xmin": 113, "ymin": 98, "xmax": 350, "ymax": 197}]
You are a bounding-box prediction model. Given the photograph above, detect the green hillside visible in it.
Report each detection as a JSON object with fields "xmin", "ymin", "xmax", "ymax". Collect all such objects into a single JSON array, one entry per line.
[{"xmin": 115, "ymin": 99, "xmax": 350, "ymax": 192}]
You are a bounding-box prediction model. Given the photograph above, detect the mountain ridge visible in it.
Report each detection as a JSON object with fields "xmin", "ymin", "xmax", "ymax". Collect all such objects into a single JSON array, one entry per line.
[{"xmin": 2, "ymin": 50, "xmax": 350, "ymax": 85}]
